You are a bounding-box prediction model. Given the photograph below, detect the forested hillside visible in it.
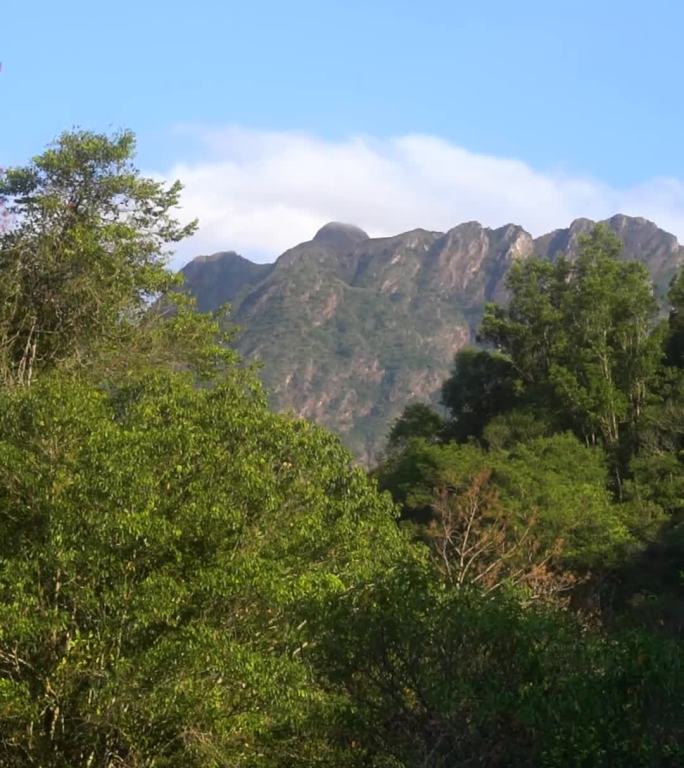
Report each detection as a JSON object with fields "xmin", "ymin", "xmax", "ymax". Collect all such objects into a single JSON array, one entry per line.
[
  {"xmin": 182, "ymin": 215, "xmax": 684, "ymax": 463},
  {"xmin": 0, "ymin": 131, "xmax": 682, "ymax": 767}
]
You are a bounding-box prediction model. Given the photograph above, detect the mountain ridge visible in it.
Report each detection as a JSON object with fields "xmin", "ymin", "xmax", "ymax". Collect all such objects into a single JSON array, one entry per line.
[{"xmin": 182, "ymin": 215, "xmax": 684, "ymax": 462}]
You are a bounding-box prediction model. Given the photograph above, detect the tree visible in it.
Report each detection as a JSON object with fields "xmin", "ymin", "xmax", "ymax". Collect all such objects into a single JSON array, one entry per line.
[
  {"xmin": 379, "ymin": 433, "xmax": 635, "ymax": 580},
  {"xmin": 0, "ymin": 370, "xmax": 406, "ymax": 767},
  {"xmin": 481, "ymin": 225, "xmax": 663, "ymax": 484},
  {"xmin": 0, "ymin": 129, "xmax": 198, "ymax": 385},
  {"xmin": 664, "ymin": 269, "xmax": 684, "ymax": 368},
  {"xmin": 441, "ymin": 347, "xmax": 521, "ymax": 441},
  {"xmin": 387, "ymin": 402, "xmax": 444, "ymax": 451},
  {"xmin": 426, "ymin": 469, "xmax": 570, "ymax": 600},
  {"xmin": 305, "ymin": 556, "xmax": 684, "ymax": 768},
  {"xmin": 479, "ymin": 256, "xmax": 569, "ymax": 389}
]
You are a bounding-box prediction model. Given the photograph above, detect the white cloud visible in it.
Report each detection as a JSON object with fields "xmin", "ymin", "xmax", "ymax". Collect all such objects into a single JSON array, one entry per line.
[{"xmin": 157, "ymin": 126, "xmax": 684, "ymax": 267}]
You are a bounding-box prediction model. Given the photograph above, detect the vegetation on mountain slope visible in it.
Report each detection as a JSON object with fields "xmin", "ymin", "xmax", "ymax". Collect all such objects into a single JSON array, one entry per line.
[
  {"xmin": 380, "ymin": 224, "xmax": 684, "ymax": 633},
  {"xmin": 182, "ymin": 216, "xmax": 684, "ymax": 463}
]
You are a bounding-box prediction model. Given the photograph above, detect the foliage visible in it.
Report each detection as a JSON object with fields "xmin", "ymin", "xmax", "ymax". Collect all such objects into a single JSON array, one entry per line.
[
  {"xmin": 480, "ymin": 225, "xmax": 663, "ymax": 479},
  {"xmin": 664, "ymin": 268, "xmax": 684, "ymax": 368},
  {"xmin": 379, "ymin": 434, "xmax": 636, "ymax": 578},
  {"xmin": 426, "ymin": 469, "xmax": 571, "ymax": 599},
  {"xmin": 387, "ymin": 403, "xmax": 444, "ymax": 451},
  {"xmin": 481, "ymin": 407, "xmax": 555, "ymax": 450},
  {"xmin": 306, "ymin": 560, "xmax": 684, "ymax": 767},
  {"xmin": 2, "ymin": 131, "xmax": 683, "ymax": 767},
  {"xmin": 441, "ymin": 347, "xmax": 521, "ymax": 441},
  {"xmin": 378, "ymin": 222, "xmax": 684, "ymax": 641},
  {"xmin": 0, "ymin": 371, "xmax": 406, "ymax": 766},
  {"xmin": 0, "ymin": 130, "xmax": 199, "ymax": 385}
]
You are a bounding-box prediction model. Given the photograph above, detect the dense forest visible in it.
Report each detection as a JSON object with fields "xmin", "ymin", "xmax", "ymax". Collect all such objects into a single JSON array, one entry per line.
[{"xmin": 0, "ymin": 130, "xmax": 682, "ymax": 767}]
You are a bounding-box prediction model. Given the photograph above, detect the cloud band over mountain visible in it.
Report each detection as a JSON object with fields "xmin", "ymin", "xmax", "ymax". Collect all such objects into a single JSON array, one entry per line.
[{"xmin": 160, "ymin": 126, "xmax": 684, "ymax": 265}]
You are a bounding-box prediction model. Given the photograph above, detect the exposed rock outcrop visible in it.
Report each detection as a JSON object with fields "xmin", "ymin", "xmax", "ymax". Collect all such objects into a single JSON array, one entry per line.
[{"xmin": 181, "ymin": 215, "xmax": 684, "ymax": 463}]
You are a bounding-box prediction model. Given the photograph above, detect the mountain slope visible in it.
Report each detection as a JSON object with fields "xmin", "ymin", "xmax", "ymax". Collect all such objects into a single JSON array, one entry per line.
[
  {"xmin": 181, "ymin": 215, "xmax": 684, "ymax": 463},
  {"xmin": 180, "ymin": 251, "xmax": 273, "ymax": 313}
]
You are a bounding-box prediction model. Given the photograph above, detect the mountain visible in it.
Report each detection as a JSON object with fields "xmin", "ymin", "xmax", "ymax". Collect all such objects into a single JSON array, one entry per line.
[
  {"xmin": 179, "ymin": 251, "xmax": 273, "ymax": 312},
  {"xmin": 181, "ymin": 216, "xmax": 684, "ymax": 464},
  {"xmin": 534, "ymin": 214, "xmax": 682, "ymax": 294}
]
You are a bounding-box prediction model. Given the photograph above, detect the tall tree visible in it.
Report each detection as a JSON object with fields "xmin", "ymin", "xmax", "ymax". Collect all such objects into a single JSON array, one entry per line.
[
  {"xmin": 0, "ymin": 130, "xmax": 198, "ymax": 385},
  {"xmin": 386, "ymin": 402, "xmax": 445, "ymax": 451},
  {"xmin": 481, "ymin": 225, "xmax": 663, "ymax": 482},
  {"xmin": 664, "ymin": 269, "xmax": 684, "ymax": 368}
]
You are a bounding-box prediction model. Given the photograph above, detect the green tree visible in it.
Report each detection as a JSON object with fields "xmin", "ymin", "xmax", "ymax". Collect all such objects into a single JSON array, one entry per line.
[
  {"xmin": 379, "ymin": 433, "xmax": 635, "ymax": 579},
  {"xmin": 479, "ymin": 257, "xmax": 569, "ymax": 389},
  {"xmin": 481, "ymin": 407, "xmax": 555, "ymax": 450},
  {"xmin": 441, "ymin": 347, "xmax": 522, "ymax": 441},
  {"xmin": 306, "ymin": 557, "xmax": 684, "ymax": 768},
  {"xmin": 0, "ymin": 371, "xmax": 406, "ymax": 767},
  {"xmin": 664, "ymin": 269, "xmax": 684, "ymax": 368},
  {"xmin": 0, "ymin": 129, "xmax": 199, "ymax": 385},
  {"xmin": 481, "ymin": 225, "xmax": 663, "ymax": 484},
  {"xmin": 387, "ymin": 402, "xmax": 444, "ymax": 451}
]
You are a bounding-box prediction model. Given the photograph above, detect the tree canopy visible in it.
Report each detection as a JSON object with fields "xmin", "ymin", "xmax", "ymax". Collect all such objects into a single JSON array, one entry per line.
[
  {"xmin": 0, "ymin": 371, "xmax": 408, "ymax": 766},
  {"xmin": 0, "ymin": 130, "xmax": 211, "ymax": 385},
  {"xmin": 480, "ymin": 226, "xmax": 663, "ymax": 478}
]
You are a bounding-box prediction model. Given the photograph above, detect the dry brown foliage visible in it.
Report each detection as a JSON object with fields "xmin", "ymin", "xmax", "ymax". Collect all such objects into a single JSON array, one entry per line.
[{"xmin": 427, "ymin": 469, "xmax": 578, "ymax": 602}]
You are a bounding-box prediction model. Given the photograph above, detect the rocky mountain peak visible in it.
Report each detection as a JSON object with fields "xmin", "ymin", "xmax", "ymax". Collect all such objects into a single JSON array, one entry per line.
[
  {"xmin": 312, "ymin": 222, "xmax": 370, "ymax": 249},
  {"xmin": 181, "ymin": 214, "xmax": 684, "ymax": 464},
  {"xmin": 533, "ymin": 214, "xmax": 681, "ymax": 292},
  {"xmin": 606, "ymin": 214, "xmax": 679, "ymax": 252}
]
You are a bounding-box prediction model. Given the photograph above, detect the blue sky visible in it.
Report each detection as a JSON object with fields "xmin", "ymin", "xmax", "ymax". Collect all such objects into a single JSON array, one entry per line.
[{"xmin": 2, "ymin": 1, "xmax": 684, "ymax": 262}]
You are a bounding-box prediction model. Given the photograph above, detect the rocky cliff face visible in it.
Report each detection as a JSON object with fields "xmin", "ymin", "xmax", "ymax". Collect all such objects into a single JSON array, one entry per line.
[{"xmin": 181, "ymin": 216, "xmax": 684, "ymax": 464}]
